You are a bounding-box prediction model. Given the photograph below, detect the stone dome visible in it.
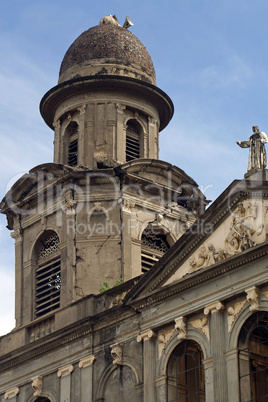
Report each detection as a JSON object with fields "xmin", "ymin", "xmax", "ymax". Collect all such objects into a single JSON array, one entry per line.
[{"xmin": 59, "ymin": 17, "xmax": 156, "ymax": 85}]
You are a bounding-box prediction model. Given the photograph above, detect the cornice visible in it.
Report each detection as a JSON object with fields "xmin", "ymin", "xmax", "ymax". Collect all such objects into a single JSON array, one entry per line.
[{"xmin": 127, "ymin": 242, "xmax": 268, "ymax": 310}]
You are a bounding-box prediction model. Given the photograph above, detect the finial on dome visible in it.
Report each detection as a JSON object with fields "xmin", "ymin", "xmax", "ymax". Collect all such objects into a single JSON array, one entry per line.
[
  {"xmin": 99, "ymin": 15, "xmax": 134, "ymax": 30},
  {"xmin": 123, "ymin": 16, "xmax": 134, "ymax": 29}
]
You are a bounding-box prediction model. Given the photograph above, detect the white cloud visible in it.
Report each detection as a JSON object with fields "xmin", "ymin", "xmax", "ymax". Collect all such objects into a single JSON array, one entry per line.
[{"xmin": 198, "ymin": 55, "xmax": 254, "ymax": 90}]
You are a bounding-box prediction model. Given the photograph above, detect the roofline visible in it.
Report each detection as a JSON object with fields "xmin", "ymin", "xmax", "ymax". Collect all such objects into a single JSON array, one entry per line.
[{"xmin": 40, "ymin": 75, "xmax": 174, "ymax": 132}]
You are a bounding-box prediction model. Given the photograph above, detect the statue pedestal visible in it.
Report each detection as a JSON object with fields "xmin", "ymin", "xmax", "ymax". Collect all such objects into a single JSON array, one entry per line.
[{"xmin": 244, "ymin": 169, "xmax": 268, "ymax": 181}]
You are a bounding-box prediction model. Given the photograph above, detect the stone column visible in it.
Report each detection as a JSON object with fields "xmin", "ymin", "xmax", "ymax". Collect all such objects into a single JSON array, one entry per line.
[
  {"xmin": 57, "ymin": 364, "xmax": 74, "ymax": 402},
  {"xmin": 204, "ymin": 301, "xmax": 227, "ymax": 402},
  {"xmin": 79, "ymin": 355, "xmax": 95, "ymax": 402},
  {"xmin": 137, "ymin": 329, "xmax": 156, "ymax": 402},
  {"xmin": 4, "ymin": 387, "xmax": 19, "ymax": 401},
  {"xmin": 225, "ymin": 348, "xmax": 240, "ymax": 402}
]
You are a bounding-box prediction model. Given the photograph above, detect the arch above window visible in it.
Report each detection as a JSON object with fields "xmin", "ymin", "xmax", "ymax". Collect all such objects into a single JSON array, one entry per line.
[{"xmin": 35, "ymin": 231, "xmax": 61, "ymax": 318}]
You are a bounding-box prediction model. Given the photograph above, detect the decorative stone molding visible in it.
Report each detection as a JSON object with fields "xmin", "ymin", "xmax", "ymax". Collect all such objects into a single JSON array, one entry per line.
[
  {"xmin": 204, "ymin": 301, "xmax": 225, "ymax": 316},
  {"xmin": 61, "ymin": 189, "xmax": 77, "ymax": 215},
  {"xmin": 77, "ymin": 104, "xmax": 87, "ymax": 114},
  {"xmin": 227, "ymin": 300, "xmax": 246, "ymax": 333},
  {"xmin": 118, "ymin": 198, "xmax": 136, "ymax": 213},
  {"xmin": 116, "ymin": 103, "xmax": 126, "ymax": 114},
  {"xmin": 158, "ymin": 329, "xmax": 175, "ymax": 358},
  {"xmin": 29, "ymin": 317, "xmax": 55, "ymax": 342},
  {"xmin": 31, "ymin": 376, "xmax": 43, "ymax": 397},
  {"xmin": 79, "ymin": 354, "xmax": 96, "ymax": 368},
  {"xmin": 110, "ymin": 343, "xmax": 122, "ymax": 366},
  {"xmin": 246, "ymin": 286, "xmax": 260, "ymax": 312},
  {"xmin": 175, "ymin": 316, "xmax": 187, "ymax": 340},
  {"xmin": 4, "ymin": 387, "xmax": 19, "ymax": 399},
  {"xmin": 10, "ymin": 230, "xmax": 22, "ymax": 244},
  {"xmin": 137, "ymin": 329, "xmax": 156, "ymax": 343},
  {"xmin": 262, "ymin": 290, "xmax": 268, "ymax": 299},
  {"xmin": 53, "ymin": 119, "xmax": 61, "ymax": 129},
  {"xmin": 87, "ymin": 202, "xmax": 109, "ymax": 222},
  {"xmin": 57, "ymin": 364, "xmax": 74, "ymax": 377},
  {"xmin": 189, "ymin": 316, "xmax": 210, "ymax": 340}
]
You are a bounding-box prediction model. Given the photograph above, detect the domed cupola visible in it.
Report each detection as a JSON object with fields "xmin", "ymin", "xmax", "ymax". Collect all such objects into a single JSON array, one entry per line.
[
  {"xmin": 40, "ymin": 15, "xmax": 173, "ymax": 168},
  {"xmin": 59, "ymin": 15, "xmax": 156, "ymax": 85}
]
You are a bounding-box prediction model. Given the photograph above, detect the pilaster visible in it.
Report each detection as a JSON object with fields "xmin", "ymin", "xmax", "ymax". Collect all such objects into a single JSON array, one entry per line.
[
  {"xmin": 11, "ymin": 229, "xmax": 23, "ymax": 327},
  {"xmin": 204, "ymin": 301, "xmax": 227, "ymax": 402},
  {"xmin": 57, "ymin": 363, "xmax": 74, "ymax": 402},
  {"xmin": 225, "ymin": 349, "xmax": 240, "ymax": 402},
  {"xmin": 79, "ymin": 355, "xmax": 95, "ymax": 402},
  {"xmin": 137, "ymin": 329, "xmax": 156, "ymax": 402},
  {"xmin": 53, "ymin": 119, "xmax": 61, "ymax": 163}
]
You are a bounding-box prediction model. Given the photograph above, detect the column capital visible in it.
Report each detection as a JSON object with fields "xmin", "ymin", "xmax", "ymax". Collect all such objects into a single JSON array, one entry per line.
[
  {"xmin": 137, "ymin": 329, "xmax": 156, "ymax": 342},
  {"xmin": 57, "ymin": 363, "xmax": 74, "ymax": 377},
  {"xmin": 4, "ymin": 387, "xmax": 19, "ymax": 399},
  {"xmin": 204, "ymin": 300, "xmax": 225, "ymax": 315},
  {"xmin": 79, "ymin": 354, "xmax": 96, "ymax": 368}
]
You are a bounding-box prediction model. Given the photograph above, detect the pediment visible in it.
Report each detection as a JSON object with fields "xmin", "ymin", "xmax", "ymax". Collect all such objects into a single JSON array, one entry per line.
[
  {"xmin": 124, "ymin": 174, "xmax": 268, "ymax": 303},
  {"xmin": 163, "ymin": 197, "xmax": 268, "ymax": 286}
]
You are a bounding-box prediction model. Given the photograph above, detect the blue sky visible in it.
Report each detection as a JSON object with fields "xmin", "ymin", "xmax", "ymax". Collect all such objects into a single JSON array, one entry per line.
[{"xmin": 1, "ymin": 0, "xmax": 268, "ymax": 335}]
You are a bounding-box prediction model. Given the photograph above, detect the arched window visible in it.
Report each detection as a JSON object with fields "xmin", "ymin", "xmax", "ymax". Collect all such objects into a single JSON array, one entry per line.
[
  {"xmin": 66, "ymin": 121, "xmax": 78, "ymax": 166},
  {"xmin": 35, "ymin": 231, "xmax": 61, "ymax": 318},
  {"xmin": 126, "ymin": 120, "xmax": 140, "ymax": 161},
  {"xmin": 167, "ymin": 340, "xmax": 205, "ymax": 401},
  {"xmin": 238, "ymin": 311, "xmax": 268, "ymax": 401},
  {"xmin": 141, "ymin": 224, "xmax": 170, "ymax": 273},
  {"xmin": 35, "ymin": 398, "xmax": 51, "ymax": 402}
]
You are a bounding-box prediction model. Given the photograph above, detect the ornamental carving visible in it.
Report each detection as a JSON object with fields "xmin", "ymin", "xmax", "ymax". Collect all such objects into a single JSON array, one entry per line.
[
  {"xmin": 38, "ymin": 234, "xmax": 60, "ymax": 260},
  {"xmin": 158, "ymin": 329, "xmax": 175, "ymax": 358},
  {"xmin": 111, "ymin": 343, "xmax": 122, "ymax": 365},
  {"xmin": 175, "ymin": 316, "xmax": 187, "ymax": 340},
  {"xmin": 189, "ymin": 244, "xmax": 227, "ymax": 272},
  {"xmin": 246, "ymin": 286, "xmax": 260, "ymax": 312},
  {"xmin": 57, "ymin": 364, "xmax": 74, "ymax": 377},
  {"xmin": 137, "ymin": 329, "xmax": 156, "ymax": 342},
  {"xmin": 4, "ymin": 387, "xmax": 20, "ymax": 399},
  {"xmin": 31, "ymin": 376, "xmax": 43, "ymax": 397},
  {"xmin": 189, "ymin": 316, "xmax": 209, "ymax": 340},
  {"xmin": 61, "ymin": 189, "xmax": 77, "ymax": 215},
  {"xmin": 87, "ymin": 202, "xmax": 109, "ymax": 222},
  {"xmin": 79, "ymin": 355, "xmax": 96, "ymax": 368},
  {"xmin": 227, "ymin": 300, "xmax": 246, "ymax": 333},
  {"xmin": 204, "ymin": 301, "xmax": 225, "ymax": 316},
  {"xmin": 225, "ymin": 202, "xmax": 257, "ymax": 254}
]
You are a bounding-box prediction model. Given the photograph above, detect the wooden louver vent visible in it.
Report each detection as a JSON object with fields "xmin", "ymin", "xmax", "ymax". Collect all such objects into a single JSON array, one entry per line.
[
  {"xmin": 126, "ymin": 122, "xmax": 140, "ymax": 161},
  {"xmin": 68, "ymin": 138, "xmax": 78, "ymax": 166},
  {"xmin": 141, "ymin": 231, "xmax": 170, "ymax": 273},
  {"xmin": 35, "ymin": 257, "xmax": 61, "ymax": 318}
]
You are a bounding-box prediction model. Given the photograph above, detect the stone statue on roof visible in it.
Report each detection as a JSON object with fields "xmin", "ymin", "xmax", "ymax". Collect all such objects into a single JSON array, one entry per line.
[{"xmin": 237, "ymin": 125, "xmax": 268, "ymax": 172}]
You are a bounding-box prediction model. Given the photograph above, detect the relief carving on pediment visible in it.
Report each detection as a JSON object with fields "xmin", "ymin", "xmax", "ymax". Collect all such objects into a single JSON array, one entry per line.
[{"xmin": 187, "ymin": 200, "xmax": 266, "ymax": 274}]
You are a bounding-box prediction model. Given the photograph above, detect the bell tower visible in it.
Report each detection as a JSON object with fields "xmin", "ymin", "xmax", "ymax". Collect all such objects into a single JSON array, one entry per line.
[
  {"xmin": 40, "ymin": 15, "xmax": 173, "ymax": 168},
  {"xmin": 1, "ymin": 16, "xmax": 205, "ymax": 328}
]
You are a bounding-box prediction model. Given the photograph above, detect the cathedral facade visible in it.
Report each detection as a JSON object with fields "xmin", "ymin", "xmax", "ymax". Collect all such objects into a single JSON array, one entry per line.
[{"xmin": 0, "ymin": 15, "xmax": 267, "ymax": 402}]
